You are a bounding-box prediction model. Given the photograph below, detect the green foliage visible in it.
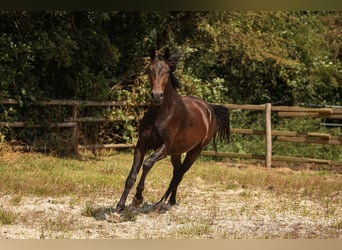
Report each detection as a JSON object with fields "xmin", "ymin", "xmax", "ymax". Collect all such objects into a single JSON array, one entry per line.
[
  {"xmin": 193, "ymin": 12, "xmax": 341, "ymax": 105},
  {"xmin": 1, "ymin": 11, "xmax": 340, "ymax": 104},
  {"xmin": 0, "ymin": 11, "xmax": 119, "ymax": 101},
  {"xmin": 273, "ymin": 118, "xmax": 342, "ymax": 161},
  {"xmin": 216, "ymin": 113, "xmax": 342, "ymax": 162},
  {"xmin": 0, "ymin": 11, "xmax": 341, "ymax": 155}
]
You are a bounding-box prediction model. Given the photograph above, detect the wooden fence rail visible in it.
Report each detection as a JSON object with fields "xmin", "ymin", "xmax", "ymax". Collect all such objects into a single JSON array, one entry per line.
[
  {"xmin": 207, "ymin": 103, "xmax": 342, "ymax": 166},
  {"xmin": 1, "ymin": 99, "xmax": 341, "ymax": 166}
]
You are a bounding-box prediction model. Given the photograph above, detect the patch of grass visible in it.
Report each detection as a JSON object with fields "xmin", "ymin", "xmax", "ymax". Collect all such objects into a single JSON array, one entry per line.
[
  {"xmin": 121, "ymin": 209, "xmax": 137, "ymax": 222},
  {"xmin": 9, "ymin": 195, "xmax": 22, "ymax": 206},
  {"xmin": 192, "ymin": 161, "xmax": 342, "ymax": 200},
  {"xmin": 0, "ymin": 151, "xmax": 341, "ymax": 206},
  {"xmin": 41, "ymin": 212, "xmax": 78, "ymax": 237},
  {"xmin": 68, "ymin": 197, "xmax": 80, "ymax": 209},
  {"xmin": 0, "ymin": 207, "xmax": 17, "ymax": 225},
  {"xmin": 81, "ymin": 200, "xmax": 101, "ymax": 218},
  {"xmin": 331, "ymin": 220, "xmax": 342, "ymax": 230},
  {"xmin": 171, "ymin": 221, "xmax": 212, "ymax": 238},
  {"xmin": 226, "ymin": 182, "xmax": 239, "ymax": 190},
  {"xmin": 0, "ymin": 151, "xmax": 130, "ymax": 197}
]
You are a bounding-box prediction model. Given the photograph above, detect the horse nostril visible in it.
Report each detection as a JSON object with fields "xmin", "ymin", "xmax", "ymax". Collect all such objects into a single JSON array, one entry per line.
[
  {"xmin": 151, "ymin": 91, "xmax": 164, "ymax": 105},
  {"xmin": 152, "ymin": 92, "xmax": 163, "ymax": 99}
]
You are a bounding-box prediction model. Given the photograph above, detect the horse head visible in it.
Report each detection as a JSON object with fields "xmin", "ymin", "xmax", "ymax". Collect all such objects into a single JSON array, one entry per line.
[{"xmin": 148, "ymin": 48, "xmax": 180, "ymax": 105}]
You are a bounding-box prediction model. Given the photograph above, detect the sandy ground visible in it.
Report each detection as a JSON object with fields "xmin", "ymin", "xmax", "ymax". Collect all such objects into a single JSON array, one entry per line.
[{"xmin": 0, "ymin": 183, "xmax": 341, "ymax": 239}]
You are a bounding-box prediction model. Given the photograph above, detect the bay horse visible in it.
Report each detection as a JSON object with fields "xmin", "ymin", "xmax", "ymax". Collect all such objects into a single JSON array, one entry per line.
[{"xmin": 116, "ymin": 48, "xmax": 230, "ymax": 211}]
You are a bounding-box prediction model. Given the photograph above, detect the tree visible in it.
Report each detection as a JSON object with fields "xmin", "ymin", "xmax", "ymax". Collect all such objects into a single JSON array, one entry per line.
[{"xmin": 0, "ymin": 11, "xmax": 341, "ymax": 151}]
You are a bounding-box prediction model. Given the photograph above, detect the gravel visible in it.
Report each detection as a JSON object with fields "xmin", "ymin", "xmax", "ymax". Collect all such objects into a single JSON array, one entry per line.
[{"xmin": 0, "ymin": 185, "xmax": 341, "ymax": 239}]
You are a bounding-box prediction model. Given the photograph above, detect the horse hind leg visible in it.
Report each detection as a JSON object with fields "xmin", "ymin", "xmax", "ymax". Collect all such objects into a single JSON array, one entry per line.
[
  {"xmin": 169, "ymin": 154, "xmax": 182, "ymax": 205},
  {"xmin": 154, "ymin": 146, "xmax": 202, "ymax": 210}
]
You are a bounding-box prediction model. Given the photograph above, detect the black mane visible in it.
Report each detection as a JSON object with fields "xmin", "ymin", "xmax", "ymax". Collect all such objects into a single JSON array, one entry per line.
[{"xmin": 169, "ymin": 72, "xmax": 181, "ymax": 89}]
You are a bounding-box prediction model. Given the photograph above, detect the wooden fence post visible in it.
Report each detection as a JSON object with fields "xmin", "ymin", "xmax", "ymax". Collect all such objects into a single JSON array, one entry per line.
[
  {"xmin": 72, "ymin": 105, "xmax": 79, "ymax": 154},
  {"xmin": 265, "ymin": 103, "xmax": 272, "ymax": 168}
]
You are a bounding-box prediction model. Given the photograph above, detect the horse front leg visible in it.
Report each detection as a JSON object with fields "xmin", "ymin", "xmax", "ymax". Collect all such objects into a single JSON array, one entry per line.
[
  {"xmin": 133, "ymin": 144, "xmax": 168, "ymax": 207},
  {"xmin": 116, "ymin": 146, "xmax": 146, "ymax": 211}
]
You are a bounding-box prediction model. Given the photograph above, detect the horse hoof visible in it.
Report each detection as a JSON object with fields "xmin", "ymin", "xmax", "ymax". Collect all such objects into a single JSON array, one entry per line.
[
  {"xmin": 152, "ymin": 201, "xmax": 169, "ymax": 212},
  {"xmin": 168, "ymin": 201, "xmax": 178, "ymax": 207},
  {"xmin": 152, "ymin": 202, "xmax": 163, "ymax": 211},
  {"xmin": 116, "ymin": 204, "xmax": 125, "ymax": 212},
  {"xmin": 132, "ymin": 196, "xmax": 144, "ymax": 207}
]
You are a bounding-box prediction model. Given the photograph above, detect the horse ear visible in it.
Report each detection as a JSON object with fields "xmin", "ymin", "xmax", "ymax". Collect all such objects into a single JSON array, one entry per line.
[
  {"xmin": 166, "ymin": 49, "xmax": 181, "ymax": 72},
  {"xmin": 150, "ymin": 49, "xmax": 156, "ymax": 60},
  {"xmin": 167, "ymin": 58, "xmax": 177, "ymax": 72}
]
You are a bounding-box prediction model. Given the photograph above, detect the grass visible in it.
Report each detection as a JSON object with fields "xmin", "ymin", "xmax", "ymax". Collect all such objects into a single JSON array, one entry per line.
[
  {"xmin": 171, "ymin": 222, "xmax": 212, "ymax": 238},
  {"xmin": 39, "ymin": 212, "xmax": 79, "ymax": 239},
  {"xmin": 0, "ymin": 150, "xmax": 341, "ymax": 202},
  {"xmin": 194, "ymin": 159, "xmax": 341, "ymax": 199},
  {"xmin": 0, "ymin": 150, "xmax": 131, "ymax": 197}
]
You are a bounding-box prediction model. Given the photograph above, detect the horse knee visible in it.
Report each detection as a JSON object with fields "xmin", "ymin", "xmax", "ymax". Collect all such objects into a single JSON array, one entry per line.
[
  {"xmin": 125, "ymin": 175, "xmax": 136, "ymax": 189},
  {"xmin": 143, "ymin": 159, "xmax": 154, "ymax": 171}
]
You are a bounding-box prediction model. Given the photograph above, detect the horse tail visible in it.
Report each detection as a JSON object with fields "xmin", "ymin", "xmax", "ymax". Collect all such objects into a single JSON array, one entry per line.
[{"xmin": 210, "ymin": 104, "xmax": 230, "ymax": 152}]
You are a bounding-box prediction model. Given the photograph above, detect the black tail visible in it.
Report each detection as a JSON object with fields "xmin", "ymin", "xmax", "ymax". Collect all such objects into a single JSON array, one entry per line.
[{"xmin": 210, "ymin": 104, "xmax": 230, "ymax": 152}]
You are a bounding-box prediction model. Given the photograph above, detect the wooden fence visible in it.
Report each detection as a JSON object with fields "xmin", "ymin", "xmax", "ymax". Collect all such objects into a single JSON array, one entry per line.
[
  {"xmin": 0, "ymin": 99, "xmax": 137, "ymax": 153},
  {"xmin": 1, "ymin": 99, "xmax": 341, "ymax": 167},
  {"xmin": 202, "ymin": 103, "xmax": 342, "ymax": 167}
]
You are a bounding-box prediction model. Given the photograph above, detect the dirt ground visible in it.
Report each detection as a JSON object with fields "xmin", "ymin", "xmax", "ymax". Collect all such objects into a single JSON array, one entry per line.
[{"xmin": 0, "ymin": 182, "xmax": 341, "ymax": 239}]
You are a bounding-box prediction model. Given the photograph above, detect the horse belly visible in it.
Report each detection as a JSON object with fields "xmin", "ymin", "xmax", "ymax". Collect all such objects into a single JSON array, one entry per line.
[
  {"xmin": 170, "ymin": 125, "xmax": 206, "ymax": 154},
  {"xmin": 169, "ymin": 97, "xmax": 216, "ymax": 154}
]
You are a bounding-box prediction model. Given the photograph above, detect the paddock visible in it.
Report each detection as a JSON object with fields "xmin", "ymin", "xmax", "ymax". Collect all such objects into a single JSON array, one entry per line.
[{"xmin": 0, "ymin": 151, "xmax": 341, "ymax": 239}]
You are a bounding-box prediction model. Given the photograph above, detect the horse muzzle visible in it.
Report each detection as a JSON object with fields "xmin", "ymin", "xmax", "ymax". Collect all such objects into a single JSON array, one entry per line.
[{"xmin": 151, "ymin": 91, "xmax": 164, "ymax": 105}]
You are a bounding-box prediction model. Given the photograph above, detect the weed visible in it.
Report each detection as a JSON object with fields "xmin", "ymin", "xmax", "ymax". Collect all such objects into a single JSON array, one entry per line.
[
  {"xmin": 9, "ymin": 195, "xmax": 22, "ymax": 206},
  {"xmin": 323, "ymin": 197, "xmax": 337, "ymax": 217},
  {"xmin": 68, "ymin": 197, "xmax": 81, "ymax": 209},
  {"xmin": 240, "ymin": 190, "xmax": 253, "ymax": 198},
  {"xmin": 331, "ymin": 220, "xmax": 342, "ymax": 230},
  {"xmin": 81, "ymin": 200, "xmax": 100, "ymax": 218},
  {"xmin": 42, "ymin": 212, "xmax": 77, "ymax": 238},
  {"xmin": 171, "ymin": 221, "xmax": 212, "ymax": 238},
  {"xmin": 51, "ymin": 213, "xmax": 76, "ymax": 231},
  {"xmin": 226, "ymin": 182, "xmax": 239, "ymax": 190},
  {"xmin": 121, "ymin": 209, "xmax": 137, "ymax": 222},
  {"xmin": 0, "ymin": 207, "xmax": 17, "ymax": 225},
  {"xmin": 40, "ymin": 228, "xmax": 47, "ymax": 239}
]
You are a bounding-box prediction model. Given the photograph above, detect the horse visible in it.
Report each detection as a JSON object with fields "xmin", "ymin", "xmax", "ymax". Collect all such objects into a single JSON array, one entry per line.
[{"xmin": 116, "ymin": 48, "xmax": 230, "ymax": 211}]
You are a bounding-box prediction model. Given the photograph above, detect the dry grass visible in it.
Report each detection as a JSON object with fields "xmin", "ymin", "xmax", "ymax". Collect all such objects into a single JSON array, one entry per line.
[
  {"xmin": 0, "ymin": 150, "xmax": 341, "ymax": 200},
  {"xmin": 0, "ymin": 150, "xmax": 131, "ymax": 196}
]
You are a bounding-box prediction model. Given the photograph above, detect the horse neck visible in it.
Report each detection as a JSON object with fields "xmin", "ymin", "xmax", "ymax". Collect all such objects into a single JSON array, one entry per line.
[{"xmin": 164, "ymin": 79, "xmax": 181, "ymax": 104}]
